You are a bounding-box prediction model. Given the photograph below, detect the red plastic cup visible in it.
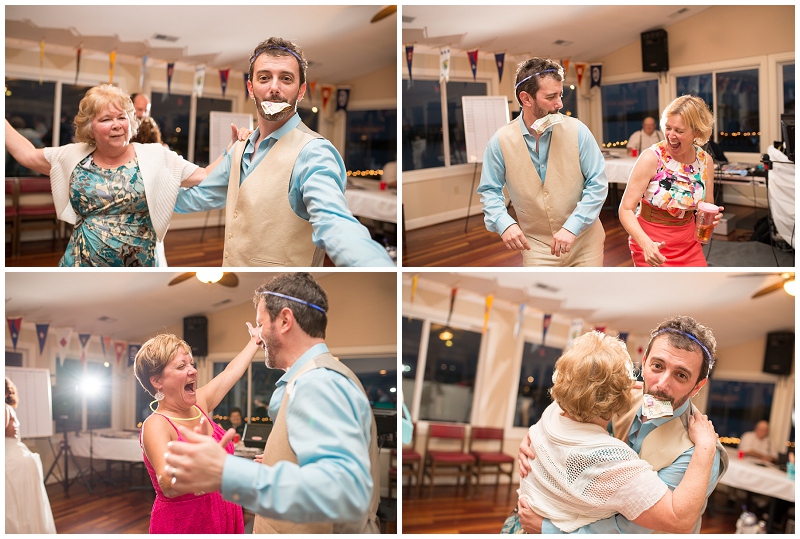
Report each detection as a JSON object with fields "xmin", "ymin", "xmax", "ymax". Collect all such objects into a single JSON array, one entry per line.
[
  {"xmin": 379, "ymin": 180, "xmax": 387, "ymax": 191},
  {"xmin": 738, "ymin": 450, "xmax": 744, "ymax": 459},
  {"xmin": 234, "ymin": 434, "xmax": 241, "ymax": 444},
  {"xmin": 631, "ymin": 148, "xmax": 638, "ymax": 157}
]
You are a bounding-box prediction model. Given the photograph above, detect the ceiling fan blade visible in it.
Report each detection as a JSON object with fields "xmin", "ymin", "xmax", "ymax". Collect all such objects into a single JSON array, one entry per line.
[
  {"xmin": 168, "ymin": 272, "xmax": 196, "ymax": 286},
  {"xmin": 371, "ymin": 5, "xmax": 396, "ymax": 23},
  {"xmin": 218, "ymin": 273, "xmax": 239, "ymax": 288},
  {"xmin": 752, "ymin": 282, "xmax": 785, "ymax": 299}
]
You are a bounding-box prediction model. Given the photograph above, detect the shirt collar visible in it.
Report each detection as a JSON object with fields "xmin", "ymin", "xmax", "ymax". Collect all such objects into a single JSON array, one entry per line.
[
  {"xmin": 275, "ymin": 342, "xmax": 330, "ymax": 387},
  {"xmin": 247, "ymin": 112, "xmax": 301, "ymax": 148},
  {"xmin": 517, "ymin": 112, "xmax": 553, "ymax": 139}
]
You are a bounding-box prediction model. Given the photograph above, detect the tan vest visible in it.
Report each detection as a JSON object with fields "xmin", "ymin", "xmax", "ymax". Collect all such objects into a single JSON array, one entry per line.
[
  {"xmin": 223, "ymin": 124, "xmax": 325, "ymax": 267},
  {"xmin": 253, "ymin": 353, "xmax": 381, "ymax": 534},
  {"xmin": 496, "ymin": 117, "xmax": 604, "ymax": 266},
  {"xmin": 611, "ymin": 389, "xmax": 729, "ymax": 534}
]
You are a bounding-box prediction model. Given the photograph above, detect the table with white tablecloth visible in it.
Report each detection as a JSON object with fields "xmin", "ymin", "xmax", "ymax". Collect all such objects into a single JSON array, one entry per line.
[
  {"xmin": 719, "ymin": 447, "xmax": 794, "ymax": 502},
  {"xmin": 67, "ymin": 430, "xmax": 149, "ymax": 489},
  {"xmin": 344, "ymin": 179, "xmax": 398, "ymax": 224}
]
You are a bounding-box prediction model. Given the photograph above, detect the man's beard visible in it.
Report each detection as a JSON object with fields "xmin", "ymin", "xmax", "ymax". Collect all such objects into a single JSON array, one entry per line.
[
  {"xmin": 644, "ymin": 386, "xmax": 692, "ymax": 411},
  {"xmin": 532, "ymin": 101, "xmax": 559, "ymax": 121},
  {"xmin": 263, "ymin": 335, "xmax": 280, "ymax": 370}
]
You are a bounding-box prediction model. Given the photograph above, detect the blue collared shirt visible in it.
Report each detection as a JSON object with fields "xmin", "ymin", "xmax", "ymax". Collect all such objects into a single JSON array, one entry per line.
[
  {"xmin": 540, "ymin": 399, "xmax": 723, "ymax": 534},
  {"xmin": 174, "ymin": 114, "xmax": 394, "ymax": 267},
  {"xmin": 221, "ymin": 343, "xmax": 374, "ymax": 522},
  {"xmin": 477, "ymin": 114, "xmax": 608, "ymax": 237}
]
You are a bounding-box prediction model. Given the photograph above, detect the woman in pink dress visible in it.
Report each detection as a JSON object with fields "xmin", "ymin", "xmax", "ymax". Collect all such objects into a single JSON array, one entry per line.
[
  {"xmin": 134, "ymin": 326, "xmax": 260, "ymax": 533},
  {"xmin": 619, "ymin": 95, "xmax": 724, "ymax": 267}
]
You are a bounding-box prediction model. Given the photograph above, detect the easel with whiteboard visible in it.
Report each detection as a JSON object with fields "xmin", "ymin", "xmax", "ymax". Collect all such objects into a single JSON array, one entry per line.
[
  {"xmin": 462, "ymin": 96, "xmax": 510, "ymax": 232},
  {"xmin": 201, "ymin": 112, "xmax": 254, "ymax": 241}
]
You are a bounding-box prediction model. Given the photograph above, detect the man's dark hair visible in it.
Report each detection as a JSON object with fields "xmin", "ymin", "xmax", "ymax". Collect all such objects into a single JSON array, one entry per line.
[
  {"xmin": 253, "ymin": 273, "xmax": 327, "ymax": 338},
  {"xmin": 514, "ymin": 57, "xmax": 564, "ymax": 106},
  {"xmin": 644, "ymin": 316, "xmax": 717, "ymax": 383},
  {"xmin": 248, "ymin": 37, "xmax": 308, "ymax": 86}
]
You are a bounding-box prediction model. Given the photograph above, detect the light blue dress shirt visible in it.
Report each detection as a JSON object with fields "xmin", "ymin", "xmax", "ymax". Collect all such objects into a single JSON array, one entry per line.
[
  {"xmin": 221, "ymin": 343, "xmax": 374, "ymax": 523},
  {"xmin": 540, "ymin": 399, "xmax": 723, "ymax": 534},
  {"xmin": 477, "ymin": 114, "xmax": 608, "ymax": 238},
  {"xmin": 174, "ymin": 113, "xmax": 394, "ymax": 267}
]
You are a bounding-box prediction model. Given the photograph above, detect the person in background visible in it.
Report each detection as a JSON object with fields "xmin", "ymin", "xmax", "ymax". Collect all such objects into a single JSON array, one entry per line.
[
  {"xmin": 131, "ymin": 93, "xmax": 151, "ymax": 119},
  {"xmin": 174, "ymin": 37, "xmax": 394, "ymax": 267},
  {"xmin": 619, "ymin": 96, "xmax": 724, "ymax": 267},
  {"xmin": 228, "ymin": 407, "xmax": 246, "ymax": 438},
  {"xmin": 5, "ymin": 377, "xmax": 56, "ymax": 534},
  {"xmin": 133, "ymin": 329, "xmax": 260, "ymax": 533},
  {"xmin": 627, "ymin": 116, "xmax": 663, "ymax": 155},
  {"xmin": 130, "ymin": 93, "xmax": 166, "ymax": 146},
  {"xmin": 739, "ymin": 420, "xmax": 778, "ymax": 463},
  {"xmin": 163, "ymin": 272, "xmax": 381, "ymax": 533},
  {"xmin": 477, "ymin": 57, "xmax": 607, "ymax": 266},
  {"xmin": 4, "ymin": 85, "xmax": 246, "ymax": 267}
]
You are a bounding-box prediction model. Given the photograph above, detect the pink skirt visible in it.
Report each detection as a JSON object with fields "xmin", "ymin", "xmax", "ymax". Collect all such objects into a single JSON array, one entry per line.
[{"xmin": 629, "ymin": 214, "xmax": 707, "ymax": 267}]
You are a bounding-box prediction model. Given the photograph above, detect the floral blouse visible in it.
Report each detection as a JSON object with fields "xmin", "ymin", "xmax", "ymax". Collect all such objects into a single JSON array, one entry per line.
[
  {"xmin": 640, "ymin": 141, "xmax": 709, "ymax": 218},
  {"xmin": 59, "ymin": 154, "xmax": 156, "ymax": 267}
]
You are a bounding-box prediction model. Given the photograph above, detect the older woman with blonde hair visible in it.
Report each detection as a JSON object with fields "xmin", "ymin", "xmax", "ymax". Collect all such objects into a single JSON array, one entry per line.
[
  {"xmin": 134, "ymin": 326, "xmax": 260, "ymax": 533},
  {"xmin": 4, "ymin": 84, "xmax": 246, "ymax": 266},
  {"xmin": 516, "ymin": 331, "xmax": 718, "ymax": 533},
  {"xmin": 619, "ymin": 95, "xmax": 724, "ymax": 267}
]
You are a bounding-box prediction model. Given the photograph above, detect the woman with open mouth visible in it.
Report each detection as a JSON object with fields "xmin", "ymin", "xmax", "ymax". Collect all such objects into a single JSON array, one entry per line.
[
  {"xmin": 133, "ymin": 326, "xmax": 260, "ymax": 533},
  {"xmin": 619, "ymin": 95, "xmax": 724, "ymax": 267}
]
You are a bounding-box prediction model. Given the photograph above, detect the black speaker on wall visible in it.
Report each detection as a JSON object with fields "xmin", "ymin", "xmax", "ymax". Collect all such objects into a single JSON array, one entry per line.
[
  {"xmin": 641, "ymin": 29, "xmax": 669, "ymax": 72},
  {"xmin": 762, "ymin": 331, "xmax": 794, "ymax": 375},
  {"xmin": 184, "ymin": 316, "xmax": 208, "ymax": 357}
]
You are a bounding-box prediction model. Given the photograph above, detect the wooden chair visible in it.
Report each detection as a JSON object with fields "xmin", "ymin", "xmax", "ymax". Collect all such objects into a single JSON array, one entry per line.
[
  {"xmin": 469, "ymin": 426, "xmax": 515, "ymax": 498},
  {"xmin": 5, "ymin": 178, "xmax": 19, "ymax": 256},
  {"xmin": 422, "ymin": 423, "xmax": 475, "ymax": 498},
  {"xmin": 400, "ymin": 422, "xmax": 422, "ymax": 498},
  {"xmin": 389, "ymin": 450, "xmax": 397, "ymax": 500},
  {"xmin": 16, "ymin": 177, "xmax": 61, "ymax": 252}
]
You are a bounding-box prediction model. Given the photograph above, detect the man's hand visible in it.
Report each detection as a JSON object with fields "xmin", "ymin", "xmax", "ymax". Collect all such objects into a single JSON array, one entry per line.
[
  {"xmin": 517, "ymin": 432, "xmax": 536, "ymax": 478},
  {"xmin": 518, "ymin": 496, "xmax": 544, "ymax": 533},
  {"xmin": 230, "ymin": 122, "xmax": 253, "ymax": 144},
  {"xmin": 163, "ymin": 425, "xmax": 234, "ymax": 496},
  {"xmin": 501, "ymin": 224, "xmax": 531, "ymax": 251},
  {"xmin": 550, "ymin": 227, "xmax": 576, "ymax": 257}
]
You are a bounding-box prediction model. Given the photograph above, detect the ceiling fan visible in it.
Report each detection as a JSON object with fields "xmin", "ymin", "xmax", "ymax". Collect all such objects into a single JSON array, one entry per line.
[
  {"xmin": 371, "ymin": 5, "xmax": 396, "ymax": 23},
  {"xmin": 168, "ymin": 271, "xmax": 239, "ymax": 288},
  {"xmin": 737, "ymin": 272, "xmax": 796, "ymax": 298}
]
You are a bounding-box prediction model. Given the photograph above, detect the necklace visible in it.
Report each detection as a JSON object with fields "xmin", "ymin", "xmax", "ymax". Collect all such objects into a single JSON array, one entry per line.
[{"xmin": 149, "ymin": 400, "xmax": 202, "ymax": 421}]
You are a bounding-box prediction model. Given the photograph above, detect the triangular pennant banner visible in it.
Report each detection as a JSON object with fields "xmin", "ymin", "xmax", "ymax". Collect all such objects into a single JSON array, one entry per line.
[
  {"xmin": 405, "ymin": 45, "xmax": 414, "ymax": 82},
  {"xmin": 114, "ymin": 341, "xmax": 127, "ymax": 367},
  {"xmin": 590, "ymin": 64, "xmax": 602, "ymax": 89},
  {"xmin": 54, "ymin": 327, "xmax": 74, "ymax": 367},
  {"xmin": 219, "ymin": 68, "xmax": 230, "ymax": 97},
  {"xmin": 139, "ymin": 55, "xmax": 148, "ymax": 91},
  {"xmin": 36, "ymin": 323, "xmax": 50, "ymax": 355},
  {"xmin": 439, "ymin": 47, "xmax": 451, "ymax": 83},
  {"xmin": 336, "ymin": 87, "xmax": 350, "ymax": 112},
  {"xmin": 128, "ymin": 344, "xmax": 142, "ymax": 368},
  {"xmin": 513, "ymin": 303, "xmax": 526, "ymax": 338},
  {"xmin": 495, "ymin": 52, "xmax": 506, "ymax": 83},
  {"xmin": 321, "ymin": 85, "xmax": 333, "ymax": 110},
  {"xmin": 7, "ymin": 317, "xmax": 22, "ymax": 351},
  {"xmin": 78, "ymin": 333, "xmax": 91, "ymax": 367},
  {"xmin": 167, "ymin": 63, "xmax": 175, "ymax": 95},
  {"xmin": 102, "ymin": 336, "xmax": 112, "ymax": 360},
  {"xmin": 109, "ymin": 50, "xmax": 116, "ymax": 84},
  {"xmin": 194, "ymin": 65, "xmax": 206, "ymax": 98},
  {"xmin": 574, "ymin": 63, "xmax": 588, "ymax": 86},
  {"xmin": 542, "ymin": 314, "xmax": 552, "ymax": 346},
  {"xmin": 467, "ymin": 50, "xmax": 479, "ymax": 81},
  {"xmin": 75, "ymin": 45, "xmax": 82, "ymax": 85},
  {"xmin": 482, "ymin": 294, "xmax": 494, "ymax": 334},
  {"xmin": 568, "ymin": 319, "xmax": 584, "ymax": 348}
]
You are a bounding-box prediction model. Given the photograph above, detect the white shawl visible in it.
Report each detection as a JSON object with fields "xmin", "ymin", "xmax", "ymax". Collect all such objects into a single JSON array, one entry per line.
[{"xmin": 519, "ymin": 401, "xmax": 668, "ymax": 532}]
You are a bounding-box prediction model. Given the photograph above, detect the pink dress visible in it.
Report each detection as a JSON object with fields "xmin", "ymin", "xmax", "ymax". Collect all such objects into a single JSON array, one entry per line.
[{"xmin": 140, "ymin": 407, "xmax": 244, "ymax": 534}]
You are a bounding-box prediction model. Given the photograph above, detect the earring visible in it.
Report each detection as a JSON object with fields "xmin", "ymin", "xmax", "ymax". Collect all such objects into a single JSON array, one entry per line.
[{"xmin": 155, "ymin": 389, "xmax": 164, "ymax": 401}]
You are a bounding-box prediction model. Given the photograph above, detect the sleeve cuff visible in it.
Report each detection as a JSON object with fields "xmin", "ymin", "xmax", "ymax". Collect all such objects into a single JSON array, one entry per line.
[{"xmin": 496, "ymin": 214, "xmax": 518, "ymax": 236}]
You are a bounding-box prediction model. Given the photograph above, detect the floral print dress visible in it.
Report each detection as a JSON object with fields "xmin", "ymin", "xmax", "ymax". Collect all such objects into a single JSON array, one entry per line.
[
  {"xmin": 59, "ymin": 154, "xmax": 157, "ymax": 267},
  {"xmin": 640, "ymin": 141, "xmax": 709, "ymax": 217}
]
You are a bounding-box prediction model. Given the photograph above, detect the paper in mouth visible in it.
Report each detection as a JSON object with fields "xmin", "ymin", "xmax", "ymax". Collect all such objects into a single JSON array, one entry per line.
[
  {"xmin": 642, "ymin": 393, "xmax": 674, "ymax": 419},
  {"xmin": 261, "ymin": 101, "xmax": 292, "ymax": 115},
  {"xmin": 531, "ymin": 113, "xmax": 565, "ymax": 135}
]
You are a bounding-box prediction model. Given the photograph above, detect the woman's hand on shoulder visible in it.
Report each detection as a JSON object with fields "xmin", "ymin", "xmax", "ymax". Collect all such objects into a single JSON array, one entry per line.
[{"xmin": 687, "ymin": 410, "xmax": 717, "ymax": 453}]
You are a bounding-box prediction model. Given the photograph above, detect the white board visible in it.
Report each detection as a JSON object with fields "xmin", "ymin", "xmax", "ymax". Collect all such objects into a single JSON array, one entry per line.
[
  {"xmin": 6, "ymin": 367, "xmax": 53, "ymax": 438},
  {"xmin": 209, "ymin": 111, "xmax": 254, "ymax": 163},
  {"xmin": 462, "ymin": 96, "xmax": 510, "ymax": 164}
]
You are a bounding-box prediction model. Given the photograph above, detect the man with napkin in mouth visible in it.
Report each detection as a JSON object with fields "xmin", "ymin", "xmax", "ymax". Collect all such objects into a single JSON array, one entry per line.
[
  {"xmin": 478, "ymin": 57, "xmax": 607, "ymax": 266},
  {"xmin": 517, "ymin": 316, "xmax": 728, "ymax": 533},
  {"xmin": 174, "ymin": 37, "xmax": 393, "ymax": 267}
]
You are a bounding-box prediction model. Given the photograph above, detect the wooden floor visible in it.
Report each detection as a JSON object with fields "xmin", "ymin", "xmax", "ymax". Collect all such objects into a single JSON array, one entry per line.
[
  {"xmin": 401, "ymin": 484, "xmax": 740, "ymax": 534},
  {"xmin": 403, "ymin": 202, "xmax": 765, "ymax": 267}
]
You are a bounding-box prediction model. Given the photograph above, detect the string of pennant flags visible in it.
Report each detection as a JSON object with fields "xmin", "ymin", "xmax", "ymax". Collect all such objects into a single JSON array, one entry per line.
[
  {"xmin": 405, "ymin": 43, "xmax": 603, "ymax": 89},
  {"xmin": 7, "ymin": 316, "xmax": 141, "ymax": 370},
  {"xmin": 43, "ymin": 40, "xmax": 346, "ymax": 110},
  {"xmin": 405, "ymin": 278, "xmax": 638, "ymax": 350}
]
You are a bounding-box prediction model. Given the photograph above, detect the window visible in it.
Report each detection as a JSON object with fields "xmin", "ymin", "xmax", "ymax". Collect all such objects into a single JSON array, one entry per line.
[
  {"xmin": 401, "ymin": 318, "xmax": 423, "ymax": 408},
  {"xmin": 418, "ymin": 323, "xmax": 482, "ymax": 423},
  {"xmin": 677, "ymin": 68, "xmax": 761, "ymax": 153},
  {"xmin": 402, "ymin": 79, "xmax": 488, "ymax": 171},
  {"xmin": 210, "ymin": 361, "xmax": 250, "ymax": 426},
  {"xmin": 298, "ymin": 107, "xmax": 319, "ymax": 132},
  {"xmin": 339, "ymin": 356, "xmax": 397, "ymax": 409},
  {"xmin": 601, "ymin": 80, "xmax": 660, "ymax": 148},
  {"xmin": 60, "ymin": 84, "xmax": 93, "ymax": 145},
  {"xmin": 514, "ymin": 343, "xmax": 562, "ymax": 428},
  {"xmin": 706, "ymin": 379, "xmax": 774, "ymax": 439},
  {"xmin": 194, "ymin": 97, "xmax": 233, "ymax": 166},
  {"xmin": 345, "ymin": 109, "xmax": 397, "ymax": 177},
  {"xmin": 151, "ymin": 92, "xmax": 191, "ymax": 157},
  {"xmin": 6, "ymin": 351, "xmax": 23, "ymax": 367},
  {"xmin": 52, "ymin": 359, "xmax": 111, "ymax": 431},
  {"xmin": 782, "ymin": 63, "xmax": 795, "ymax": 115},
  {"xmin": 5, "ymin": 80, "xmax": 55, "ymax": 176}
]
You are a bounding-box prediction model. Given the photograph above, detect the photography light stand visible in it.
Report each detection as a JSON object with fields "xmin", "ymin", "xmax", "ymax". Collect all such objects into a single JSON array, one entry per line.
[{"xmin": 44, "ymin": 426, "xmax": 93, "ymax": 496}]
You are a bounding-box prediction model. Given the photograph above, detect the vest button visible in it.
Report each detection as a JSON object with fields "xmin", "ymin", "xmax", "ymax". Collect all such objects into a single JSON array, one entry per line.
[
  {"xmin": 228, "ymin": 233, "xmax": 232, "ymax": 239},
  {"xmin": 233, "ymin": 212, "xmax": 238, "ymax": 218},
  {"xmin": 549, "ymin": 218, "xmax": 554, "ymax": 222},
  {"xmin": 546, "ymin": 206, "xmax": 550, "ymax": 211}
]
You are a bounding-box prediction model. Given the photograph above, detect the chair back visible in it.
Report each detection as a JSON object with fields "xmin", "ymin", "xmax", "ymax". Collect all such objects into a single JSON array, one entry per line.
[
  {"xmin": 17, "ymin": 177, "xmax": 52, "ymax": 194},
  {"xmin": 6, "ymin": 178, "xmax": 19, "ymax": 215},
  {"xmin": 469, "ymin": 426, "xmax": 504, "ymax": 452},
  {"xmin": 426, "ymin": 423, "xmax": 467, "ymax": 452}
]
